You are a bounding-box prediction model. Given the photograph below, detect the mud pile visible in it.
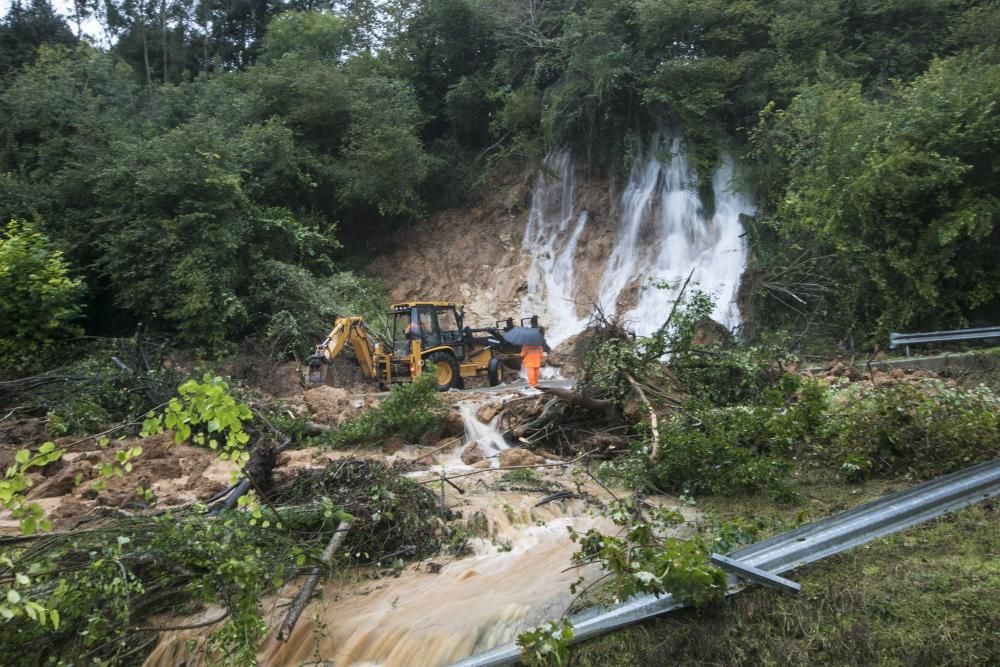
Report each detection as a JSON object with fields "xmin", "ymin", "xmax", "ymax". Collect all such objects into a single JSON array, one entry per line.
[{"xmin": 0, "ymin": 431, "xmax": 237, "ymax": 531}]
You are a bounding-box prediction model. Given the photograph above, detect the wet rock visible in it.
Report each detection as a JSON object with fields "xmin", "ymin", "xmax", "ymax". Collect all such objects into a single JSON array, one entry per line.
[
  {"xmin": 50, "ymin": 498, "xmax": 92, "ymax": 522},
  {"xmin": 434, "ymin": 436, "xmax": 460, "ymax": 451},
  {"xmin": 96, "ymin": 486, "xmax": 139, "ymax": 507},
  {"xmin": 139, "ymin": 432, "xmax": 180, "ymax": 457},
  {"xmin": 419, "ymin": 425, "xmax": 445, "ymax": 447},
  {"xmin": 442, "ymin": 410, "xmax": 465, "ymax": 437},
  {"xmin": 0, "ymin": 418, "xmax": 47, "ymax": 471},
  {"xmin": 276, "ymin": 448, "xmax": 317, "ymax": 468},
  {"xmin": 183, "ymin": 473, "xmax": 228, "ymax": 498},
  {"xmin": 461, "ymin": 442, "xmax": 487, "ymax": 465},
  {"xmin": 499, "ymin": 448, "xmax": 545, "ymax": 467},
  {"xmin": 383, "ymin": 435, "xmax": 407, "ymax": 455},
  {"xmin": 471, "ymin": 460, "xmax": 492, "ymax": 469},
  {"xmin": 476, "ymin": 402, "xmax": 503, "ymax": 424}
]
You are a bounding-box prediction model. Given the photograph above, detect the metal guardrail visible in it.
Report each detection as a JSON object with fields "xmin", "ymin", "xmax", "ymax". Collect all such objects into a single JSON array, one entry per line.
[
  {"xmin": 890, "ymin": 326, "xmax": 1000, "ymax": 356},
  {"xmin": 453, "ymin": 458, "xmax": 1000, "ymax": 667}
]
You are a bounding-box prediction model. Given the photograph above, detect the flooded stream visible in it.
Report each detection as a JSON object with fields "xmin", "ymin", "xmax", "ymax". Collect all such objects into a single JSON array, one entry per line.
[
  {"xmin": 142, "ymin": 387, "xmax": 698, "ymax": 667},
  {"xmin": 144, "ymin": 391, "xmax": 636, "ymax": 667}
]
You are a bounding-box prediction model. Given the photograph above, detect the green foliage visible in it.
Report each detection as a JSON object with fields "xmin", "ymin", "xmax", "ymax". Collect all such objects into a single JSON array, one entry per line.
[
  {"xmin": 0, "ymin": 0, "xmax": 76, "ymax": 76},
  {"xmin": 141, "ymin": 374, "xmax": 253, "ymax": 465},
  {"xmin": 248, "ymin": 264, "xmax": 389, "ymax": 359},
  {"xmin": 1, "ymin": 1, "xmax": 998, "ymax": 352},
  {"xmin": 42, "ymin": 349, "xmax": 170, "ymax": 435},
  {"xmin": 0, "ymin": 219, "xmax": 83, "ymax": 372},
  {"xmin": 630, "ymin": 402, "xmax": 801, "ymax": 502},
  {"xmin": 573, "ymin": 502, "xmax": 1000, "ymax": 667},
  {"xmin": 613, "ymin": 366, "xmax": 1000, "ymax": 499},
  {"xmin": 0, "ymin": 510, "xmax": 316, "ymax": 665},
  {"xmin": 327, "ymin": 372, "xmax": 445, "ymax": 447},
  {"xmin": 0, "ymin": 42, "xmax": 412, "ymax": 351},
  {"xmin": 0, "ymin": 441, "xmax": 62, "ymax": 535},
  {"xmin": 820, "ymin": 380, "xmax": 1000, "ymax": 480},
  {"xmin": 336, "ymin": 76, "xmax": 429, "ymax": 216},
  {"xmin": 753, "ymin": 52, "xmax": 1000, "ymax": 336},
  {"xmin": 260, "ymin": 11, "xmax": 351, "ymax": 63},
  {"xmin": 678, "ymin": 340, "xmax": 801, "ymax": 407},
  {"xmin": 570, "ymin": 497, "xmax": 726, "ymax": 607},
  {"xmin": 518, "ymin": 619, "xmax": 575, "ymax": 667}
]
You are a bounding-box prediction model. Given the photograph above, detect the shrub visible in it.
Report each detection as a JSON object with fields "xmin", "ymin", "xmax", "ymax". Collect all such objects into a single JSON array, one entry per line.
[
  {"xmin": 569, "ymin": 498, "xmax": 726, "ymax": 606},
  {"xmin": 643, "ymin": 408, "xmax": 798, "ymax": 501},
  {"xmin": 0, "ymin": 219, "xmax": 83, "ymax": 372},
  {"xmin": 674, "ymin": 339, "xmax": 799, "ymax": 407},
  {"xmin": 605, "ymin": 376, "xmax": 825, "ymax": 502},
  {"xmin": 820, "ymin": 380, "xmax": 1000, "ymax": 480},
  {"xmin": 326, "ymin": 371, "xmax": 445, "ymax": 446}
]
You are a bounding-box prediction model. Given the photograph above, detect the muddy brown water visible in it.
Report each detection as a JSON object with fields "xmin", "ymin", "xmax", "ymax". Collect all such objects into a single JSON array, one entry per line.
[{"xmin": 142, "ymin": 390, "xmax": 690, "ymax": 666}]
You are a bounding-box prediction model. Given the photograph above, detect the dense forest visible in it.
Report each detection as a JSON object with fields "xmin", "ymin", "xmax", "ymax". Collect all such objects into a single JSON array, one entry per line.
[{"xmin": 1, "ymin": 0, "xmax": 998, "ymax": 369}]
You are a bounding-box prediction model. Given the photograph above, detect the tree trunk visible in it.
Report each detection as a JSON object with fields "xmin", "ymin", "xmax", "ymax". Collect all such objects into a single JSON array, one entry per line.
[
  {"xmin": 160, "ymin": 0, "xmax": 168, "ymax": 84},
  {"xmin": 138, "ymin": 0, "xmax": 152, "ymax": 85}
]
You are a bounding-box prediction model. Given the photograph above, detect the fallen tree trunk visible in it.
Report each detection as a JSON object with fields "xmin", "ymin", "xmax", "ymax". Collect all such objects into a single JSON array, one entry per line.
[
  {"xmin": 277, "ymin": 519, "xmax": 353, "ymax": 642},
  {"xmin": 540, "ymin": 387, "xmax": 620, "ymax": 424}
]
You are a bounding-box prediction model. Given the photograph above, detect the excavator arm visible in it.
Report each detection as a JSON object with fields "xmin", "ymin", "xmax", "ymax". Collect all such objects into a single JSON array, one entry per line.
[{"xmin": 306, "ymin": 316, "xmax": 379, "ymax": 383}]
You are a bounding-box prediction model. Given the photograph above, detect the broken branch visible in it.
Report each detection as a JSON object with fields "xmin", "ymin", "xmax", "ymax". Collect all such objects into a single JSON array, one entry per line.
[
  {"xmin": 626, "ymin": 374, "xmax": 660, "ymax": 460},
  {"xmin": 277, "ymin": 519, "xmax": 353, "ymax": 642}
]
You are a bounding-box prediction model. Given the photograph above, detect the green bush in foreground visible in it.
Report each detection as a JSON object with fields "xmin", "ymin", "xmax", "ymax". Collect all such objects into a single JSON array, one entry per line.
[{"xmin": 326, "ymin": 371, "xmax": 445, "ymax": 446}]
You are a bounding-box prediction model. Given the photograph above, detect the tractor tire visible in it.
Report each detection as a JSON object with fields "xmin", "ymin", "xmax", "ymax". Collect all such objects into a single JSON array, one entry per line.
[
  {"xmin": 487, "ymin": 357, "xmax": 506, "ymax": 387},
  {"xmin": 427, "ymin": 351, "xmax": 461, "ymax": 391}
]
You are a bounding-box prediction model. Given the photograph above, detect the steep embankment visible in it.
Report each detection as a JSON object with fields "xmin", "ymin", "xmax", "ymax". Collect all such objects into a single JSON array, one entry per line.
[
  {"xmin": 369, "ymin": 163, "xmax": 618, "ymax": 332},
  {"xmin": 371, "ymin": 138, "xmax": 753, "ymax": 347}
]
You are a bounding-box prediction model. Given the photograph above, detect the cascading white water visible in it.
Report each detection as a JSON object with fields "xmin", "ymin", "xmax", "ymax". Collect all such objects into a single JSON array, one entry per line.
[
  {"xmin": 459, "ymin": 401, "xmax": 508, "ymax": 462},
  {"xmin": 520, "ymin": 150, "xmax": 590, "ymax": 348},
  {"xmin": 521, "ymin": 133, "xmax": 755, "ymax": 344}
]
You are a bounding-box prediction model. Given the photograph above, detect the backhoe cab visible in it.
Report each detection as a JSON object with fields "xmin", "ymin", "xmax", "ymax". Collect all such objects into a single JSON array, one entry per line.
[{"xmin": 306, "ymin": 302, "xmax": 532, "ymax": 391}]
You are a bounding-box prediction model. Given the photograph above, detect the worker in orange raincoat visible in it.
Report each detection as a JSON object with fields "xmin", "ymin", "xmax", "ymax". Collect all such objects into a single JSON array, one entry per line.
[{"xmin": 520, "ymin": 345, "xmax": 545, "ymax": 387}]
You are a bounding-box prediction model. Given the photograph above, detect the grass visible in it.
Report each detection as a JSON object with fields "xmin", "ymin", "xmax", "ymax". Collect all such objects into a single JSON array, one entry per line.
[{"xmin": 572, "ymin": 500, "xmax": 999, "ymax": 666}]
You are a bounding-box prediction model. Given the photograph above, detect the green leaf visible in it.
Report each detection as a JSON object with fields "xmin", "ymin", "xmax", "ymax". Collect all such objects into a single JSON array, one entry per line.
[
  {"xmin": 6, "ymin": 589, "xmax": 21, "ymax": 604},
  {"xmin": 14, "ymin": 450, "xmax": 29, "ymax": 465}
]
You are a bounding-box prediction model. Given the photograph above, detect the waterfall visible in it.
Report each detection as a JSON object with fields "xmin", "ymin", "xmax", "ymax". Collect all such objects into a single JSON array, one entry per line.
[
  {"xmin": 521, "ymin": 134, "xmax": 754, "ymax": 345},
  {"xmin": 520, "ymin": 150, "xmax": 590, "ymax": 347}
]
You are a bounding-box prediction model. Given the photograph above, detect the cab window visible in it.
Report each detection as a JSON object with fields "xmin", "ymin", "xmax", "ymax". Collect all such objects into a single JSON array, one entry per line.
[{"xmin": 437, "ymin": 308, "xmax": 458, "ymax": 332}]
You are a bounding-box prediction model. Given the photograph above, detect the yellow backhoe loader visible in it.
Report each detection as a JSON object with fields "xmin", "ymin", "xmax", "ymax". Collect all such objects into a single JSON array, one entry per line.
[{"xmin": 305, "ymin": 302, "xmax": 538, "ymax": 391}]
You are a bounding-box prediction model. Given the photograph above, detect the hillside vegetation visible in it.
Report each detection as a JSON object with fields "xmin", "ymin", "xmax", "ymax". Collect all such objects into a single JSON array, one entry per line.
[{"xmin": 0, "ymin": 0, "xmax": 997, "ymax": 366}]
